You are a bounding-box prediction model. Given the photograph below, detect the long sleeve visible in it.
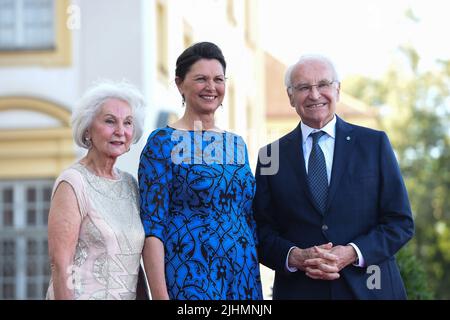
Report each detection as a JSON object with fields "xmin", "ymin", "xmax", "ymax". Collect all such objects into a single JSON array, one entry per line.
[
  {"xmin": 351, "ymin": 132, "xmax": 414, "ymax": 265},
  {"xmin": 138, "ymin": 129, "xmax": 173, "ymax": 243}
]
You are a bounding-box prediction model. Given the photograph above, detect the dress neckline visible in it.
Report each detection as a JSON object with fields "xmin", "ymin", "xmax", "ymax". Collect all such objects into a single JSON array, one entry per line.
[
  {"xmin": 75, "ymin": 162, "xmax": 122, "ymax": 182},
  {"xmin": 166, "ymin": 125, "xmax": 226, "ymax": 134}
]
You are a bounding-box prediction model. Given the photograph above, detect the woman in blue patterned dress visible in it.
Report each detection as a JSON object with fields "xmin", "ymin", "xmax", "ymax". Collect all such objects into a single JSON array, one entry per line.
[{"xmin": 138, "ymin": 42, "xmax": 263, "ymax": 300}]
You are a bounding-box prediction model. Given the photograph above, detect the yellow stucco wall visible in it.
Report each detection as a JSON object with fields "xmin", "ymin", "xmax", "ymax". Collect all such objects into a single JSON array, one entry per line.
[{"xmin": 0, "ymin": 97, "xmax": 75, "ymax": 179}]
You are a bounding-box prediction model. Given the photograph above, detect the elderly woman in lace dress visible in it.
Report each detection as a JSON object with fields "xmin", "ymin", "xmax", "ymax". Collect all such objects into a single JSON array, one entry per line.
[{"xmin": 46, "ymin": 80, "xmax": 147, "ymax": 300}]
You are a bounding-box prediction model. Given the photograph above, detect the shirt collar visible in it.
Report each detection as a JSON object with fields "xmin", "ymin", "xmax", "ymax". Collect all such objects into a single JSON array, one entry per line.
[{"xmin": 301, "ymin": 115, "xmax": 336, "ymax": 144}]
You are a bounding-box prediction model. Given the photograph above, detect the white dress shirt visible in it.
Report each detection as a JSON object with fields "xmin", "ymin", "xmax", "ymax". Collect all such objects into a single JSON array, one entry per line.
[{"xmin": 286, "ymin": 116, "xmax": 365, "ymax": 271}]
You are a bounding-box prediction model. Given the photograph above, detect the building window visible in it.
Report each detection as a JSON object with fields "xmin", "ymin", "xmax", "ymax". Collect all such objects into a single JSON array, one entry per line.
[
  {"xmin": 156, "ymin": 1, "xmax": 168, "ymax": 79},
  {"xmin": 245, "ymin": 0, "xmax": 256, "ymax": 48},
  {"xmin": 183, "ymin": 20, "xmax": 193, "ymax": 49},
  {"xmin": 0, "ymin": 0, "xmax": 71, "ymax": 66},
  {"xmin": 0, "ymin": 0, "xmax": 55, "ymax": 51},
  {"xmin": 0, "ymin": 179, "xmax": 53, "ymax": 299},
  {"xmin": 227, "ymin": 0, "xmax": 237, "ymax": 26}
]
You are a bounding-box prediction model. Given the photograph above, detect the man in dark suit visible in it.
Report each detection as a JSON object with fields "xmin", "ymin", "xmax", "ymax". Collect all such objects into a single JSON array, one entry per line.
[{"xmin": 254, "ymin": 55, "xmax": 414, "ymax": 299}]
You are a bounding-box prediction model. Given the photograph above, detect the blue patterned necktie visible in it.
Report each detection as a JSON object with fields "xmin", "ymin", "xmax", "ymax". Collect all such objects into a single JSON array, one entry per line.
[{"xmin": 307, "ymin": 131, "xmax": 328, "ymax": 214}]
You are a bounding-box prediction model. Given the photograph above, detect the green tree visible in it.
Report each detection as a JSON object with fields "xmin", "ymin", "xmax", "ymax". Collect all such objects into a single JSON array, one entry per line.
[
  {"xmin": 397, "ymin": 244, "xmax": 434, "ymax": 299},
  {"xmin": 344, "ymin": 49, "xmax": 450, "ymax": 299}
]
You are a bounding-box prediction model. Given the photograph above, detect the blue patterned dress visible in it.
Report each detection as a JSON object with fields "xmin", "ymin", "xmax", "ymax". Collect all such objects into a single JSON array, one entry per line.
[{"xmin": 138, "ymin": 126, "xmax": 263, "ymax": 300}]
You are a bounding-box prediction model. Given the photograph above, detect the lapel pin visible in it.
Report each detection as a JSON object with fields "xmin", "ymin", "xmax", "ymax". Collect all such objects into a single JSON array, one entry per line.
[{"xmin": 346, "ymin": 136, "xmax": 351, "ymax": 141}]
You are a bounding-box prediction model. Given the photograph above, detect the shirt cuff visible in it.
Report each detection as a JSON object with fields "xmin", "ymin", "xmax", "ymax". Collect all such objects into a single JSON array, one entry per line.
[
  {"xmin": 285, "ymin": 246, "xmax": 298, "ymax": 272},
  {"xmin": 348, "ymin": 242, "xmax": 365, "ymax": 267}
]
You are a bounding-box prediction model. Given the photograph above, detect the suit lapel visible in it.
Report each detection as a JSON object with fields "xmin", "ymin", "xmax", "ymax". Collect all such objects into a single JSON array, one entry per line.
[
  {"xmin": 284, "ymin": 124, "xmax": 321, "ymax": 213},
  {"xmin": 326, "ymin": 116, "xmax": 355, "ymax": 211}
]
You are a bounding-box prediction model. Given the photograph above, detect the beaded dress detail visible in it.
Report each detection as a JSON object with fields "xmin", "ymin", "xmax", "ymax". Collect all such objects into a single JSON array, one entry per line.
[{"xmin": 46, "ymin": 163, "xmax": 144, "ymax": 300}]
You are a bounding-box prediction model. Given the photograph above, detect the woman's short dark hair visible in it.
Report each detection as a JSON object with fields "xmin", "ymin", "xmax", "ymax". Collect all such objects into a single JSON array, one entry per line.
[{"xmin": 175, "ymin": 42, "xmax": 226, "ymax": 80}]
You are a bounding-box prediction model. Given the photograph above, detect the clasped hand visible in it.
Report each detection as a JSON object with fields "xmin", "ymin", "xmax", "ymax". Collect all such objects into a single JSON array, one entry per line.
[{"xmin": 288, "ymin": 242, "xmax": 357, "ymax": 281}]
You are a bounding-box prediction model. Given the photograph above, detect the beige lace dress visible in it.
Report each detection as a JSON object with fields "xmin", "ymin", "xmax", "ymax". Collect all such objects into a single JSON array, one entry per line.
[{"xmin": 46, "ymin": 162, "xmax": 145, "ymax": 300}]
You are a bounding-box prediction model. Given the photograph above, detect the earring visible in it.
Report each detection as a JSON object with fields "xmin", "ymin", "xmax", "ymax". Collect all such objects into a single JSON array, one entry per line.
[
  {"xmin": 85, "ymin": 137, "xmax": 92, "ymax": 148},
  {"xmin": 181, "ymin": 95, "xmax": 186, "ymax": 107}
]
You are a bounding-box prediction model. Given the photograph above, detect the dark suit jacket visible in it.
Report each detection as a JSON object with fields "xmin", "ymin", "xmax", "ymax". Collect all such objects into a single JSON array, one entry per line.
[{"xmin": 253, "ymin": 116, "xmax": 414, "ymax": 299}]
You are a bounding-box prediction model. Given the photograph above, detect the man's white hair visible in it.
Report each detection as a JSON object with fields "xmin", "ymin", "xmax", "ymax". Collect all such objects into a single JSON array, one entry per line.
[{"xmin": 284, "ymin": 54, "xmax": 340, "ymax": 93}]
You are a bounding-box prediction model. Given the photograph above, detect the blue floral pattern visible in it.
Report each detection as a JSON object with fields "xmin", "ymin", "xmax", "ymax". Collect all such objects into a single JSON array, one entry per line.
[{"xmin": 139, "ymin": 127, "xmax": 262, "ymax": 300}]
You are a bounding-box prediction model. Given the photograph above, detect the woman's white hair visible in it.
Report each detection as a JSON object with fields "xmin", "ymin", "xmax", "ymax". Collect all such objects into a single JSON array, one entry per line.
[
  {"xmin": 284, "ymin": 54, "xmax": 340, "ymax": 93},
  {"xmin": 72, "ymin": 79, "xmax": 146, "ymax": 149}
]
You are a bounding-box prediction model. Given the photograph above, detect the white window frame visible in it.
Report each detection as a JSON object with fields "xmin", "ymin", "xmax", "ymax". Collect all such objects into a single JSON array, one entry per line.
[
  {"xmin": 0, "ymin": 0, "xmax": 55, "ymax": 51},
  {"xmin": 0, "ymin": 179, "xmax": 53, "ymax": 299}
]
